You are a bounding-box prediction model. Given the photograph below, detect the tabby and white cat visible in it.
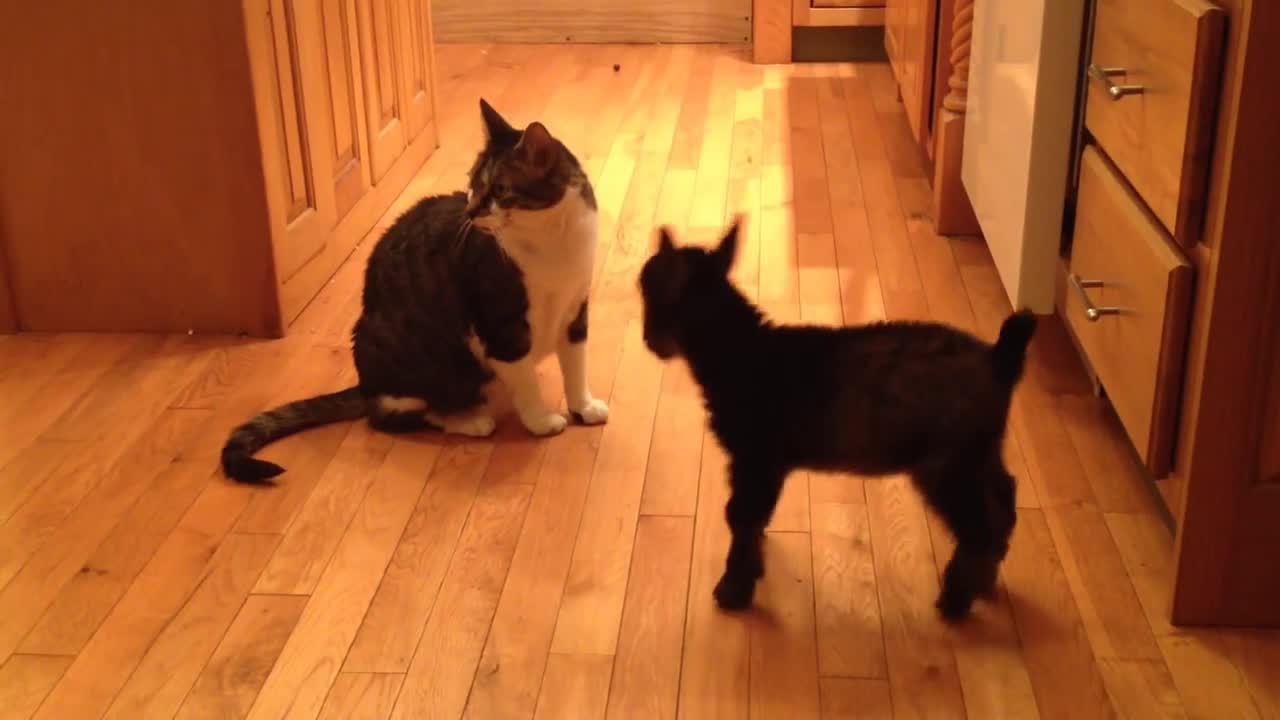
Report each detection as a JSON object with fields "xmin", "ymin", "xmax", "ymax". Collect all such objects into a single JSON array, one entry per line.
[{"xmin": 221, "ymin": 100, "xmax": 607, "ymax": 483}]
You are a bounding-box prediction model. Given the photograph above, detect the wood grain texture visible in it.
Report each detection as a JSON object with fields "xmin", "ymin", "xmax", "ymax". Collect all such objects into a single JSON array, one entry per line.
[
  {"xmin": 811, "ymin": 503, "xmax": 886, "ymax": 679},
  {"xmin": 534, "ymin": 653, "xmax": 613, "ymax": 720},
  {"xmin": 865, "ymin": 477, "xmax": 965, "ymax": 719},
  {"xmin": 818, "ymin": 678, "xmax": 893, "ymax": 719},
  {"xmin": 679, "ymin": 431, "xmax": 751, "ymax": 719},
  {"xmin": 0, "ymin": 2, "xmax": 280, "ymax": 334},
  {"xmin": 753, "ymin": 0, "xmax": 792, "ymax": 64},
  {"xmin": 1065, "ymin": 146, "xmax": 1193, "ymax": 478},
  {"xmin": 391, "ymin": 483, "xmax": 532, "ymax": 720},
  {"xmin": 0, "ymin": 654, "xmax": 72, "ymax": 720},
  {"xmin": 434, "ymin": 0, "xmax": 751, "ymax": 43},
  {"xmin": 176, "ymin": 595, "xmax": 309, "ymax": 720},
  {"xmin": 35, "ymin": 530, "xmax": 275, "ymax": 719},
  {"xmin": 0, "ymin": 0, "xmax": 439, "ymax": 335},
  {"xmin": 318, "ymin": 673, "xmax": 404, "ymax": 720},
  {"xmin": 883, "ymin": 0, "xmax": 938, "ymax": 148},
  {"xmin": 607, "ymin": 516, "xmax": 694, "ymax": 720},
  {"xmin": 1086, "ymin": 0, "xmax": 1225, "ymax": 246},
  {"xmin": 1162, "ymin": 0, "xmax": 1280, "ymax": 627},
  {"xmin": 253, "ymin": 423, "xmax": 395, "ymax": 595},
  {"xmin": 343, "ymin": 442, "xmax": 488, "ymax": 673},
  {"xmin": 245, "ymin": 439, "xmax": 437, "ymax": 720},
  {"xmin": 749, "ymin": 531, "xmax": 821, "ymax": 720},
  {"xmin": 102, "ymin": 534, "xmax": 282, "ymax": 719}
]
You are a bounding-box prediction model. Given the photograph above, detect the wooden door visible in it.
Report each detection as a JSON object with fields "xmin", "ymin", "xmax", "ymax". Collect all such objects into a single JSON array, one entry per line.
[
  {"xmin": 1169, "ymin": 0, "xmax": 1280, "ymax": 627},
  {"xmin": 396, "ymin": 0, "xmax": 437, "ymax": 141},
  {"xmin": 313, "ymin": 0, "xmax": 374, "ymax": 222},
  {"xmin": 356, "ymin": 0, "xmax": 409, "ymax": 183},
  {"xmin": 883, "ymin": 0, "xmax": 936, "ymax": 147},
  {"xmin": 245, "ymin": 0, "xmax": 331, "ymax": 282}
]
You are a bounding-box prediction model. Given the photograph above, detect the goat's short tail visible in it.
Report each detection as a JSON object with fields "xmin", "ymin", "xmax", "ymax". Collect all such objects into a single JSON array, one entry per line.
[
  {"xmin": 221, "ymin": 386, "xmax": 367, "ymax": 484},
  {"xmin": 991, "ymin": 311, "xmax": 1037, "ymax": 385}
]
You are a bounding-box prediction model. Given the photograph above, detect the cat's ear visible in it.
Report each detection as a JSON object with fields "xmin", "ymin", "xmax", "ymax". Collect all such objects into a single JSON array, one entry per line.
[
  {"xmin": 656, "ymin": 226, "xmax": 677, "ymax": 255},
  {"xmin": 516, "ymin": 122, "xmax": 557, "ymax": 173},
  {"xmin": 480, "ymin": 99, "xmax": 515, "ymax": 142},
  {"xmin": 710, "ymin": 217, "xmax": 741, "ymax": 275}
]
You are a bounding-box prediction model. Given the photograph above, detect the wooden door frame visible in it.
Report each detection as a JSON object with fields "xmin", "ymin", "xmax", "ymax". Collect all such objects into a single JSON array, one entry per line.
[
  {"xmin": 753, "ymin": 0, "xmax": 887, "ymax": 64},
  {"xmin": 753, "ymin": 0, "xmax": 792, "ymax": 63},
  {"xmin": 1171, "ymin": 0, "xmax": 1280, "ymax": 626},
  {"xmin": 0, "ymin": 231, "xmax": 15, "ymax": 332}
]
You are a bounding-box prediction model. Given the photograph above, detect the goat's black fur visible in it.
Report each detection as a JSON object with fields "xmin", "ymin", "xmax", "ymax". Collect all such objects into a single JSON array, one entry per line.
[{"xmin": 637, "ymin": 220, "xmax": 1036, "ymax": 620}]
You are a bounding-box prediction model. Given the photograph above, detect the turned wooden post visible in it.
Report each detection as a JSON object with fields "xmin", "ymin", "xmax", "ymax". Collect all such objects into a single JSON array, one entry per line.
[{"xmin": 932, "ymin": 0, "xmax": 981, "ymax": 235}]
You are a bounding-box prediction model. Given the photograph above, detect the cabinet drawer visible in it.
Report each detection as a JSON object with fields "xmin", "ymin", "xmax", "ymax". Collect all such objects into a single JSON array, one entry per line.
[
  {"xmin": 1085, "ymin": 0, "xmax": 1224, "ymax": 246},
  {"xmin": 1065, "ymin": 146, "xmax": 1193, "ymax": 478}
]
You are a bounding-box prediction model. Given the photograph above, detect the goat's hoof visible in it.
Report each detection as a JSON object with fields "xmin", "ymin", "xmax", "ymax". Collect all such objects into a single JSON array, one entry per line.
[{"xmin": 714, "ymin": 575, "xmax": 755, "ymax": 610}]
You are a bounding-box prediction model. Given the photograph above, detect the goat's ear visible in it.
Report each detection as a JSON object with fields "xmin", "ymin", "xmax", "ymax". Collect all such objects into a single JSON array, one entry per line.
[
  {"xmin": 710, "ymin": 217, "xmax": 741, "ymax": 275},
  {"xmin": 656, "ymin": 226, "xmax": 677, "ymax": 255}
]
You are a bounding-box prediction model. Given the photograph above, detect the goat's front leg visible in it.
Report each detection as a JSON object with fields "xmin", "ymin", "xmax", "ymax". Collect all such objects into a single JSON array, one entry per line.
[{"xmin": 714, "ymin": 460, "xmax": 786, "ymax": 610}]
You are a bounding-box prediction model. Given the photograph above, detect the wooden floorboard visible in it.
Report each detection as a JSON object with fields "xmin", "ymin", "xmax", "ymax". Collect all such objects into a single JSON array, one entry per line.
[{"xmin": 1, "ymin": 43, "xmax": 1274, "ymax": 720}]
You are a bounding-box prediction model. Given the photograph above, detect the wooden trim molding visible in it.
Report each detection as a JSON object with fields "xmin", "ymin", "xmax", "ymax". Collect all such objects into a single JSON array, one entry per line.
[
  {"xmin": 931, "ymin": 0, "xmax": 980, "ymax": 235},
  {"xmin": 0, "ymin": 236, "xmax": 15, "ymax": 332},
  {"xmin": 794, "ymin": 2, "xmax": 886, "ymax": 27},
  {"xmin": 753, "ymin": 0, "xmax": 792, "ymax": 63}
]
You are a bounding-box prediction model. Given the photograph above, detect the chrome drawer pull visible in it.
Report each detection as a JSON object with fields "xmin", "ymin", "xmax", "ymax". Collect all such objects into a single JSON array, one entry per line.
[
  {"xmin": 1088, "ymin": 64, "xmax": 1145, "ymax": 100},
  {"xmin": 1069, "ymin": 273, "xmax": 1122, "ymax": 321}
]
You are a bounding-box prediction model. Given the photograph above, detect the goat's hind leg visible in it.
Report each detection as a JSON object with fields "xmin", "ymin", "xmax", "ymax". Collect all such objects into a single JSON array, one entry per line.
[{"xmin": 915, "ymin": 452, "xmax": 1017, "ymax": 621}]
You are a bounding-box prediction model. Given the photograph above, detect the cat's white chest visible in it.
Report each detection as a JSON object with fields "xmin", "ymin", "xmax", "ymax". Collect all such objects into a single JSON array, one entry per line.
[{"xmin": 497, "ymin": 198, "xmax": 597, "ymax": 360}]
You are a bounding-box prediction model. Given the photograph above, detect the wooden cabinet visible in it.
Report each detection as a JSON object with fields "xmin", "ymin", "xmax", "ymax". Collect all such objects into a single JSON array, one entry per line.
[
  {"xmin": 883, "ymin": 0, "xmax": 939, "ymax": 150},
  {"xmin": 792, "ymin": 0, "xmax": 886, "ymax": 29},
  {"xmin": 1059, "ymin": 0, "xmax": 1225, "ymax": 487},
  {"xmin": 0, "ymin": 1, "xmax": 440, "ymax": 336},
  {"xmin": 1063, "ymin": 147, "xmax": 1193, "ymax": 478},
  {"xmin": 1044, "ymin": 0, "xmax": 1280, "ymax": 626},
  {"xmin": 1085, "ymin": 0, "xmax": 1224, "ymax": 246}
]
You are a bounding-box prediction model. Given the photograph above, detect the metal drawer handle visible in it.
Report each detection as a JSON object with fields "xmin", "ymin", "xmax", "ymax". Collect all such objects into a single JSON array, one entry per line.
[
  {"xmin": 1088, "ymin": 64, "xmax": 1145, "ymax": 100},
  {"xmin": 1069, "ymin": 273, "xmax": 1122, "ymax": 322}
]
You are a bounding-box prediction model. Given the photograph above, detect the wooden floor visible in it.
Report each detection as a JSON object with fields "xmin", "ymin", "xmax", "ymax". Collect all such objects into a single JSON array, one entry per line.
[{"xmin": 1, "ymin": 43, "xmax": 1278, "ymax": 720}]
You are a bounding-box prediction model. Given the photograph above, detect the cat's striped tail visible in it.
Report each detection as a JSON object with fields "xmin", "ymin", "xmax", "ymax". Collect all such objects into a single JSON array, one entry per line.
[{"xmin": 221, "ymin": 386, "xmax": 367, "ymax": 484}]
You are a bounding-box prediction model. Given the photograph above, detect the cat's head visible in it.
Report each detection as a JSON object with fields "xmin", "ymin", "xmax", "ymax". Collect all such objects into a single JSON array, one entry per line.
[
  {"xmin": 638, "ymin": 220, "xmax": 741, "ymax": 359},
  {"xmin": 464, "ymin": 99, "xmax": 591, "ymax": 233}
]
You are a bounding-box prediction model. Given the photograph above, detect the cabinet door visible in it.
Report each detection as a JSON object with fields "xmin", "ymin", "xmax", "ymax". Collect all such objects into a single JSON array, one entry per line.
[
  {"xmin": 245, "ymin": 0, "xmax": 330, "ymax": 281},
  {"xmin": 314, "ymin": 0, "xmax": 374, "ymax": 222},
  {"xmin": 396, "ymin": 0, "xmax": 438, "ymax": 141},
  {"xmin": 883, "ymin": 0, "xmax": 933, "ymax": 146},
  {"xmin": 356, "ymin": 0, "xmax": 409, "ymax": 183}
]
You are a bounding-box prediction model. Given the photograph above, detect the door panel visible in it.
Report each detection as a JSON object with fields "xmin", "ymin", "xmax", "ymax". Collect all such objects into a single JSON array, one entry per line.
[
  {"xmin": 397, "ymin": 0, "xmax": 436, "ymax": 139},
  {"xmin": 248, "ymin": 0, "xmax": 328, "ymax": 281},
  {"xmin": 317, "ymin": 0, "xmax": 372, "ymax": 220},
  {"xmin": 357, "ymin": 0, "xmax": 408, "ymax": 182}
]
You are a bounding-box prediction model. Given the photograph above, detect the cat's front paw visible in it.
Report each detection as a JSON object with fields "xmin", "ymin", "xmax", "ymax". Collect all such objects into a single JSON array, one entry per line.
[
  {"xmin": 570, "ymin": 397, "xmax": 609, "ymax": 425},
  {"xmin": 522, "ymin": 412, "xmax": 568, "ymax": 437}
]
